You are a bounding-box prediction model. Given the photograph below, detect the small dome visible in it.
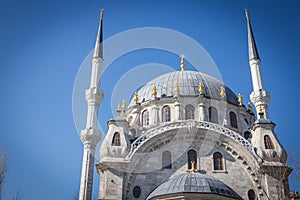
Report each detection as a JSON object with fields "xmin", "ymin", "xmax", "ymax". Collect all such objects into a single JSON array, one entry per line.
[
  {"xmin": 146, "ymin": 173, "xmax": 241, "ymax": 200},
  {"xmin": 130, "ymin": 70, "xmax": 238, "ymax": 106}
]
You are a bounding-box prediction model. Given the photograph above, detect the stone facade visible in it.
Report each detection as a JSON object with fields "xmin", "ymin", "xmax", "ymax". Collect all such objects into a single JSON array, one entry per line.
[
  {"xmin": 97, "ymin": 94, "xmax": 291, "ymax": 199},
  {"xmin": 78, "ymin": 10, "xmax": 292, "ymax": 200}
]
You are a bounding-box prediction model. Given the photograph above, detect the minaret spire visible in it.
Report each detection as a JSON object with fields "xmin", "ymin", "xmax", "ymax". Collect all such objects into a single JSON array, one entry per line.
[
  {"xmin": 246, "ymin": 9, "xmax": 260, "ymax": 60},
  {"xmin": 79, "ymin": 10, "xmax": 104, "ymax": 200},
  {"xmin": 93, "ymin": 10, "xmax": 103, "ymax": 58},
  {"xmin": 246, "ymin": 9, "xmax": 270, "ymax": 120}
]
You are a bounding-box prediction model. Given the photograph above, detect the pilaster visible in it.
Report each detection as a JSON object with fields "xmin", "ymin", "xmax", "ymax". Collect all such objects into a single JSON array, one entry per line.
[{"xmin": 198, "ymin": 103, "xmax": 206, "ymax": 121}]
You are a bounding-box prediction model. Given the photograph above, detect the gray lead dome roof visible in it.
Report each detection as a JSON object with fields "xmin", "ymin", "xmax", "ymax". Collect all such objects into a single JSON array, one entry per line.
[
  {"xmin": 146, "ymin": 173, "xmax": 241, "ymax": 199},
  {"xmin": 130, "ymin": 70, "xmax": 238, "ymax": 106}
]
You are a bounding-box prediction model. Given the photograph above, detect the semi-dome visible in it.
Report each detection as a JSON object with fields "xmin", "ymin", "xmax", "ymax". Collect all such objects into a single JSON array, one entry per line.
[
  {"xmin": 146, "ymin": 173, "xmax": 241, "ymax": 200},
  {"xmin": 130, "ymin": 70, "xmax": 238, "ymax": 106}
]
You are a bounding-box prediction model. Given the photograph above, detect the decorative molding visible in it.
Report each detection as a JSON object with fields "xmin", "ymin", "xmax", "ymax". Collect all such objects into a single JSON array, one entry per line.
[
  {"xmin": 125, "ymin": 120, "xmax": 256, "ymax": 159},
  {"xmin": 85, "ymin": 88, "xmax": 104, "ymax": 106},
  {"xmin": 80, "ymin": 127, "xmax": 102, "ymax": 145}
]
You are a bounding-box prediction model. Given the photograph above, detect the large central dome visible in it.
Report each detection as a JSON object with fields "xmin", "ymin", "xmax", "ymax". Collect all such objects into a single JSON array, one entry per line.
[{"xmin": 130, "ymin": 70, "xmax": 238, "ymax": 106}]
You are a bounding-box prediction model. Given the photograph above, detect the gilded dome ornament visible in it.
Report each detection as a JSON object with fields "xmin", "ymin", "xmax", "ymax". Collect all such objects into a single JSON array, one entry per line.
[
  {"xmin": 116, "ymin": 101, "xmax": 121, "ymax": 113},
  {"xmin": 198, "ymin": 82, "xmax": 204, "ymax": 94},
  {"xmin": 152, "ymin": 85, "xmax": 157, "ymax": 97},
  {"xmin": 180, "ymin": 54, "xmax": 185, "ymax": 71},
  {"xmin": 238, "ymin": 93, "xmax": 243, "ymax": 106},
  {"xmin": 128, "ymin": 71, "xmax": 240, "ymax": 106},
  {"xmin": 174, "ymin": 82, "xmax": 180, "ymax": 94},
  {"xmin": 133, "ymin": 92, "xmax": 139, "ymax": 103},
  {"xmin": 247, "ymin": 102, "xmax": 254, "ymax": 114},
  {"xmin": 220, "ymin": 86, "xmax": 226, "ymax": 98},
  {"xmin": 188, "ymin": 161, "xmax": 196, "ymax": 174},
  {"xmin": 122, "ymin": 99, "xmax": 127, "ymax": 110}
]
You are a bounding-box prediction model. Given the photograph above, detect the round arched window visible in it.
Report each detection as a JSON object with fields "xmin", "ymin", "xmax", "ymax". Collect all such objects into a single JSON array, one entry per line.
[
  {"xmin": 208, "ymin": 106, "xmax": 218, "ymax": 123},
  {"xmin": 248, "ymin": 189, "xmax": 256, "ymax": 200},
  {"xmin": 162, "ymin": 105, "xmax": 171, "ymax": 122},
  {"xmin": 128, "ymin": 116, "xmax": 133, "ymax": 124},
  {"xmin": 112, "ymin": 132, "xmax": 121, "ymax": 146},
  {"xmin": 185, "ymin": 104, "xmax": 195, "ymax": 120},
  {"xmin": 244, "ymin": 131, "xmax": 252, "ymax": 140},
  {"xmin": 142, "ymin": 110, "xmax": 149, "ymax": 126},
  {"xmin": 229, "ymin": 111, "xmax": 237, "ymax": 128},
  {"xmin": 133, "ymin": 186, "xmax": 141, "ymax": 198}
]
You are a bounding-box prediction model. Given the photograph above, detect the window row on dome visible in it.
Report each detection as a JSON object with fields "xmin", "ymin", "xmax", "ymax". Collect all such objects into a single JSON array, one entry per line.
[
  {"xmin": 110, "ymin": 130, "xmax": 258, "ymax": 149},
  {"xmin": 142, "ymin": 105, "xmax": 172, "ymax": 126},
  {"xmin": 161, "ymin": 149, "xmax": 225, "ymax": 171},
  {"xmin": 139, "ymin": 105, "xmax": 239, "ymax": 129}
]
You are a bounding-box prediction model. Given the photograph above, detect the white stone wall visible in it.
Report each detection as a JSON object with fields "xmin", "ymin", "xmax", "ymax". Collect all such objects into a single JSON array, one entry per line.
[
  {"xmin": 125, "ymin": 97, "xmax": 255, "ymax": 138},
  {"xmin": 98, "ymin": 96, "xmax": 289, "ymax": 200}
]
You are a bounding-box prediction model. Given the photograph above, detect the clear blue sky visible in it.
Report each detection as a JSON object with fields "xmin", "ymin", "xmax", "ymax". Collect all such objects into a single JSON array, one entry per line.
[{"xmin": 0, "ymin": 0, "xmax": 299, "ymax": 199}]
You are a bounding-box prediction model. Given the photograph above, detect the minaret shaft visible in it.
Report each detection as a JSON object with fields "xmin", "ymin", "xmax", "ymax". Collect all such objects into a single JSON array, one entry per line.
[
  {"xmin": 249, "ymin": 59, "xmax": 264, "ymax": 92},
  {"xmin": 90, "ymin": 58, "xmax": 103, "ymax": 89},
  {"xmin": 85, "ymin": 105, "xmax": 99, "ymax": 129},
  {"xmin": 246, "ymin": 10, "xmax": 270, "ymax": 120},
  {"xmin": 79, "ymin": 10, "xmax": 104, "ymax": 200},
  {"xmin": 79, "ymin": 144, "xmax": 96, "ymax": 200}
]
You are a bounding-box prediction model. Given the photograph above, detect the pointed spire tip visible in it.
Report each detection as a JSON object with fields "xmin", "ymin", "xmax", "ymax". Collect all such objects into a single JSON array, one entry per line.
[
  {"xmin": 246, "ymin": 9, "xmax": 260, "ymax": 61},
  {"xmin": 93, "ymin": 9, "xmax": 104, "ymax": 59},
  {"xmin": 245, "ymin": 8, "xmax": 249, "ymax": 20},
  {"xmin": 100, "ymin": 9, "xmax": 104, "ymax": 20}
]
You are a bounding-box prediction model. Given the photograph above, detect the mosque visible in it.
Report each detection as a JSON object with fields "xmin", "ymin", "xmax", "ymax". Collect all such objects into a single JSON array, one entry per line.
[{"xmin": 77, "ymin": 10, "xmax": 294, "ymax": 200}]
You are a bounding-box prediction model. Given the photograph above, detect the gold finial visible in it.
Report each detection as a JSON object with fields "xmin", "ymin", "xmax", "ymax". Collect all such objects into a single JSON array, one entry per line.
[
  {"xmin": 100, "ymin": 9, "xmax": 104, "ymax": 20},
  {"xmin": 245, "ymin": 9, "xmax": 249, "ymax": 21},
  {"xmin": 180, "ymin": 54, "xmax": 185, "ymax": 71},
  {"xmin": 198, "ymin": 82, "xmax": 204, "ymax": 94},
  {"xmin": 220, "ymin": 86, "xmax": 226, "ymax": 98},
  {"xmin": 190, "ymin": 161, "xmax": 196, "ymax": 173},
  {"xmin": 174, "ymin": 82, "xmax": 180, "ymax": 94},
  {"xmin": 248, "ymin": 102, "xmax": 254, "ymax": 114},
  {"xmin": 258, "ymin": 104, "xmax": 264, "ymax": 115},
  {"xmin": 122, "ymin": 99, "xmax": 127, "ymax": 110},
  {"xmin": 133, "ymin": 92, "xmax": 139, "ymax": 103},
  {"xmin": 116, "ymin": 101, "xmax": 121, "ymax": 112},
  {"xmin": 238, "ymin": 93, "xmax": 243, "ymax": 106},
  {"xmin": 152, "ymin": 85, "xmax": 157, "ymax": 97}
]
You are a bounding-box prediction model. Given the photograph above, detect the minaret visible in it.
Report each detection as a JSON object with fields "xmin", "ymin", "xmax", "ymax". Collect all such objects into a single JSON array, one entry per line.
[
  {"xmin": 79, "ymin": 10, "xmax": 104, "ymax": 200},
  {"xmin": 246, "ymin": 9, "xmax": 270, "ymax": 120}
]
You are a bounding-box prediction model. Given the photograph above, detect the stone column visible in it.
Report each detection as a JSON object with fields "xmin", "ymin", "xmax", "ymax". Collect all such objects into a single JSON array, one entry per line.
[
  {"xmin": 198, "ymin": 103, "xmax": 206, "ymax": 121},
  {"xmin": 174, "ymin": 102, "xmax": 181, "ymax": 121},
  {"xmin": 150, "ymin": 105, "xmax": 159, "ymax": 125}
]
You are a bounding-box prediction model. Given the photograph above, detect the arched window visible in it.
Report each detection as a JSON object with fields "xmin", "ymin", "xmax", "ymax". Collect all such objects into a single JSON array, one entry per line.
[
  {"xmin": 213, "ymin": 152, "xmax": 224, "ymax": 170},
  {"xmin": 162, "ymin": 151, "xmax": 172, "ymax": 169},
  {"xmin": 162, "ymin": 105, "xmax": 171, "ymax": 122},
  {"xmin": 112, "ymin": 132, "xmax": 121, "ymax": 146},
  {"xmin": 230, "ymin": 111, "xmax": 237, "ymax": 128},
  {"xmin": 244, "ymin": 131, "xmax": 252, "ymax": 140},
  {"xmin": 209, "ymin": 106, "xmax": 218, "ymax": 123},
  {"xmin": 142, "ymin": 110, "xmax": 149, "ymax": 126},
  {"xmin": 128, "ymin": 116, "xmax": 133, "ymax": 124},
  {"xmin": 264, "ymin": 135, "xmax": 274, "ymax": 149},
  {"xmin": 185, "ymin": 104, "xmax": 195, "ymax": 120},
  {"xmin": 248, "ymin": 189, "xmax": 256, "ymax": 200},
  {"xmin": 187, "ymin": 149, "xmax": 197, "ymax": 169},
  {"xmin": 133, "ymin": 186, "xmax": 141, "ymax": 198}
]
